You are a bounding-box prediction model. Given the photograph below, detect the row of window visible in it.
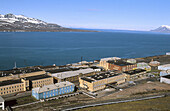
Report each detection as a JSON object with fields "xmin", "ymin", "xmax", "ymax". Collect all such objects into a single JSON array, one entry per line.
[
  {"xmin": 0, "ymin": 88, "xmax": 24, "ymax": 95},
  {"xmin": 33, "ymin": 79, "xmax": 51, "ymax": 84},
  {"xmin": 0, "ymin": 84, "xmax": 24, "ymax": 91},
  {"xmin": 33, "ymin": 82, "xmax": 52, "ymax": 88}
]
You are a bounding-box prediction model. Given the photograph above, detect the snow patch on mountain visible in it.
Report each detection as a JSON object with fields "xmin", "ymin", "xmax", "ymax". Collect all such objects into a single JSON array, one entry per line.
[{"xmin": 0, "ymin": 14, "xmax": 47, "ymax": 24}]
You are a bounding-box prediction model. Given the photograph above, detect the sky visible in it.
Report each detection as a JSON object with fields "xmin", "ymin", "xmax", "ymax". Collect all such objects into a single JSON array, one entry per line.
[{"xmin": 0, "ymin": 0, "xmax": 170, "ymax": 31}]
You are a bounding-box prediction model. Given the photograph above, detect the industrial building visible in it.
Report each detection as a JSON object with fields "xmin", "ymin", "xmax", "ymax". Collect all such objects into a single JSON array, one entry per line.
[
  {"xmin": 0, "ymin": 79, "xmax": 25, "ymax": 96},
  {"xmin": 158, "ymin": 64, "xmax": 170, "ymax": 70},
  {"xmin": 149, "ymin": 60, "xmax": 160, "ymax": 70},
  {"xmin": 107, "ymin": 60, "xmax": 137, "ymax": 72},
  {"xmin": 32, "ymin": 81, "xmax": 75, "ymax": 100},
  {"xmin": 21, "ymin": 74, "xmax": 54, "ymax": 90},
  {"xmin": 98, "ymin": 57, "xmax": 121, "ymax": 70},
  {"xmin": 79, "ymin": 72, "xmax": 126, "ymax": 92},
  {"xmin": 0, "ymin": 68, "xmax": 46, "ymax": 82},
  {"xmin": 123, "ymin": 69, "xmax": 147, "ymax": 81},
  {"xmin": 137, "ymin": 62, "xmax": 151, "ymax": 71},
  {"xmin": 127, "ymin": 59, "xmax": 137, "ymax": 64},
  {"xmin": 0, "ymin": 74, "xmax": 53, "ymax": 96},
  {"xmin": 160, "ymin": 70, "xmax": 170, "ymax": 76},
  {"xmin": 160, "ymin": 75, "xmax": 170, "ymax": 84},
  {"xmin": 49, "ymin": 68, "xmax": 96, "ymax": 83}
]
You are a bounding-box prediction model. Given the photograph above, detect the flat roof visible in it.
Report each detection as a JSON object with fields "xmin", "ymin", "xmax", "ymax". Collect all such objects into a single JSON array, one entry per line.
[
  {"xmin": 124, "ymin": 69, "xmax": 146, "ymax": 75},
  {"xmin": 32, "ymin": 81, "xmax": 74, "ymax": 93},
  {"xmin": 81, "ymin": 72, "xmax": 124, "ymax": 83},
  {"xmin": 0, "ymin": 68, "xmax": 43, "ymax": 77},
  {"xmin": 24, "ymin": 74, "xmax": 52, "ymax": 81},
  {"xmin": 51, "ymin": 68, "xmax": 94, "ymax": 79},
  {"xmin": 108, "ymin": 60, "xmax": 133, "ymax": 66},
  {"xmin": 0, "ymin": 79, "xmax": 22, "ymax": 87},
  {"xmin": 162, "ymin": 75, "xmax": 170, "ymax": 79}
]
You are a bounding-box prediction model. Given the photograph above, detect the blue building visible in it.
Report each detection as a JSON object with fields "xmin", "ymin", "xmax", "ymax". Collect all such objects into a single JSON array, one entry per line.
[{"xmin": 32, "ymin": 81, "xmax": 75, "ymax": 100}]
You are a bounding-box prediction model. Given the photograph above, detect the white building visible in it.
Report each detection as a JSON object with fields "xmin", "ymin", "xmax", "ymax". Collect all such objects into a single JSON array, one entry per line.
[
  {"xmin": 160, "ymin": 75, "xmax": 170, "ymax": 84},
  {"xmin": 160, "ymin": 70, "xmax": 170, "ymax": 76},
  {"xmin": 166, "ymin": 52, "xmax": 170, "ymax": 55},
  {"xmin": 0, "ymin": 96, "xmax": 5, "ymax": 110},
  {"xmin": 158, "ymin": 64, "xmax": 170, "ymax": 70}
]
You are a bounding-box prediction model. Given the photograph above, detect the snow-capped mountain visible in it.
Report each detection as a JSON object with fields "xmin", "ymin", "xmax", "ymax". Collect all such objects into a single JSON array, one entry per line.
[
  {"xmin": 151, "ymin": 25, "xmax": 170, "ymax": 33},
  {"xmin": 0, "ymin": 13, "xmax": 94, "ymax": 32}
]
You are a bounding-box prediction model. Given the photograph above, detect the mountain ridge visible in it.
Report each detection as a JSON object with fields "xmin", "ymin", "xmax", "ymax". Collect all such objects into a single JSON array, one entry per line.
[
  {"xmin": 0, "ymin": 13, "xmax": 97, "ymax": 32},
  {"xmin": 151, "ymin": 25, "xmax": 170, "ymax": 33}
]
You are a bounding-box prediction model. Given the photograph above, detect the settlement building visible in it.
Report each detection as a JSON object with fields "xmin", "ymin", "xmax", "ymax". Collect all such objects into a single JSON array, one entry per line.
[
  {"xmin": 107, "ymin": 60, "xmax": 137, "ymax": 72},
  {"xmin": 158, "ymin": 64, "xmax": 170, "ymax": 70},
  {"xmin": 32, "ymin": 81, "xmax": 75, "ymax": 100},
  {"xmin": 123, "ymin": 69, "xmax": 147, "ymax": 81},
  {"xmin": 21, "ymin": 74, "xmax": 53, "ymax": 90},
  {"xmin": 49, "ymin": 68, "xmax": 95, "ymax": 83},
  {"xmin": 98, "ymin": 57, "xmax": 121, "ymax": 70},
  {"xmin": 0, "ymin": 68, "xmax": 46, "ymax": 82},
  {"xmin": 149, "ymin": 60, "xmax": 160, "ymax": 70},
  {"xmin": 160, "ymin": 75, "xmax": 170, "ymax": 84},
  {"xmin": 0, "ymin": 96, "xmax": 5, "ymax": 110},
  {"xmin": 79, "ymin": 72, "xmax": 126, "ymax": 92},
  {"xmin": 0, "ymin": 74, "xmax": 53, "ymax": 96},
  {"xmin": 127, "ymin": 59, "xmax": 137, "ymax": 64},
  {"xmin": 137, "ymin": 62, "xmax": 151, "ymax": 71},
  {"xmin": 160, "ymin": 70, "xmax": 170, "ymax": 76},
  {"xmin": 0, "ymin": 79, "xmax": 25, "ymax": 96}
]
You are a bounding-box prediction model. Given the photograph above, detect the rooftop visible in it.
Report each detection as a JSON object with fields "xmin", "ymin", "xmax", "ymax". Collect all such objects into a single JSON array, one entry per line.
[
  {"xmin": 51, "ymin": 68, "xmax": 95, "ymax": 79},
  {"xmin": 23, "ymin": 74, "xmax": 52, "ymax": 81},
  {"xmin": 81, "ymin": 72, "xmax": 124, "ymax": 83},
  {"xmin": 124, "ymin": 69, "xmax": 146, "ymax": 75},
  {"xmin": 108, "ymin": 60, "xmax": 134, "ymax": 66},
  {"xmin": 0, "ymin": 68, "xmax": 43, "ymax": 77},
  {"xmin": 0, "ymin": 79, "xmax": 22, "ymax": 87},
  {"xmin": 32, "ymin": 81, "xmax": 74, "ymax": 93}
]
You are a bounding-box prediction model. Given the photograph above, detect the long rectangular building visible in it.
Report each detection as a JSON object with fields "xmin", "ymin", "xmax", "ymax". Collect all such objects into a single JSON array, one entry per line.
[
  {"xmin": 79, "ymin": 72, "xmax": 126, "ymax": 92},
  {"xmin": 49, "ymin": 68, "xmax": 95, "ymax": 82},
  {"xmin": 0, "ymin": 79, "xmax": 25, "ymax": 96},
  {"xmin": 32, "ymin": 81, "xmax": 75, "ymax": 100}
]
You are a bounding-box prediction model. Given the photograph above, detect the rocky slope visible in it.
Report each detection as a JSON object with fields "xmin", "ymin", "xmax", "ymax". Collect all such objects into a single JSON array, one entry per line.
[{"xmin": 0, "ymin": 13, "xmax": 96, "ymax": 32}]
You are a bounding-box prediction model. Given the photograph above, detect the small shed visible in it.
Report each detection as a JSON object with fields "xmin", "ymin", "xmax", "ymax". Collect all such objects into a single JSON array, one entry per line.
[{"xmin": 0, "ymin": 96, "xmax": 5, "ymax": 110}]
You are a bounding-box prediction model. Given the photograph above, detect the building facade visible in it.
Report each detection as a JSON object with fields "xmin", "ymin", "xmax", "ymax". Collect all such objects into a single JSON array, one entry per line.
[
  {"xmin": 32, "ymin": 81, "xmax": 75, "ymax": 100},
  {"xmin": 107, "ymin": 60, "xmax": 137, "ymax": 72},
  {"xmin": 22, "ymin": 74, "xmax": 54, "ymax": 90},
  {"xmin": 0, "ymin": 79, "xmax": 25, "ymax": 96},
  {"xmin": 123, "ymin": 69, "xmax": 147, "ymax": 81},
  {"xmin": 79, "ymin": 72, "xmax": 126, "ymax": 92}
]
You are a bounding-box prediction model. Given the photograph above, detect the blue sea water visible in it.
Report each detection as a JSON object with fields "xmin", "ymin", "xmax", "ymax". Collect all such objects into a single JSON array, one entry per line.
[{"xmin": 0, "ymin": 30, "xmax": 170, "ymax": 70}]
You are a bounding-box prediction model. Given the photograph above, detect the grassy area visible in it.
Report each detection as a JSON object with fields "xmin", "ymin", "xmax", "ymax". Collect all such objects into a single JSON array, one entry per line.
[
  {"xmin": 76, "ymin": 96, "xmax": 170, "ymax": 111},
  {"xmin": 15, "ymin": 96, "xmax": 37, "ymax": 105}
]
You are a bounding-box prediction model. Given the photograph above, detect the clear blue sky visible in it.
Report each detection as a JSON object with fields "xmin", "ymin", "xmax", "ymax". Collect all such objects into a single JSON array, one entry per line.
[{"xmin": 1, "ymin": 0, "xmax": 170, "ymax": 30}]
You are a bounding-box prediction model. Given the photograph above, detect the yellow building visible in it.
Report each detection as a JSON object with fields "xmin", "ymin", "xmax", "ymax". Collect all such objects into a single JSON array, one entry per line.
[
  {"xmin": 22, "ymin": 74, "xmax": 54, "ymax": 90},
  {"xmin": 123, "ymin": 69, "xmax": 147, "ymax": 81},
  {"xmin": 0, "ymin": 68, "xmax": 46, "ymax": 82},
  {"xmin": 0, "ymin": 79, "xmax": 25, "ymax": 96},
  {"xmin": 0, "ymin": 74, "xmax": 54, "ymax": 96},
  {"xmin": 79, "ymin": 72, "xmax": 126, "ymax": 92}
]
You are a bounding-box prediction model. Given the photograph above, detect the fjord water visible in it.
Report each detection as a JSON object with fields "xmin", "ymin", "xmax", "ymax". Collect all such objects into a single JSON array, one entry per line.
[{"xmin": 0, "ymin": 31, "xmax": 170, "ymax": 70}]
